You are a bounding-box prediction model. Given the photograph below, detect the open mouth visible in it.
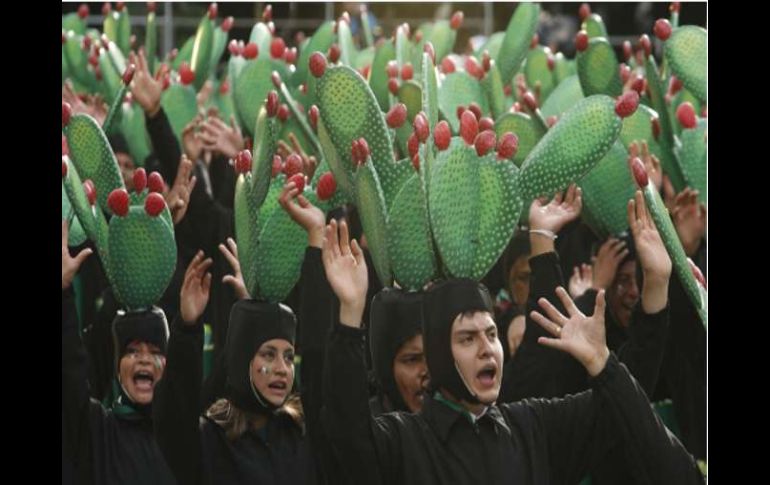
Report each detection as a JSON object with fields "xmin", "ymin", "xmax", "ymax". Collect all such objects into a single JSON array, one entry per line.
[
  {"xmin": 133, "ymin": 370, "xmax": 154, "ymax": 391},
  {"xmin": 476, "ymin": 364, "xmax": 497, "ymax": 387},
  {"xmin": 268, "ymin": 381, "xmax": 288, "ymax": 391}
]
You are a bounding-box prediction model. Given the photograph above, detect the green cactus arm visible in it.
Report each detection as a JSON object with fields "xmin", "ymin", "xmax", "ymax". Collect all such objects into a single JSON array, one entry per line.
[
  {"xmin": 275, "ymin": 77, "xmax": 323, "ymax": 157},
  {"xmin": 337, "ymin": 18, "xmax": 358, "ymax": 67},
  {"xmin": 190, "ymin": 15, "xmax": 214, "ymax": 91},
  {"xmin": 108, "ymin": 206, "xmax": 177, "ymax": 310},
  {"xmin": 577, "ymin": 37, "xmax": 623, "ymax": 97},
  {"xmin": 145, "ymin": 11, "xmax": 158, "ymax": 74},
  {"xmin": 65, "ymin": 114, "xmax": 126, "ymax": 214},
  {"xmin": 496, "ymin": 2, "xmax": 540, "ymax": 87},
  {"xmin": 640, "ymin": 179, "xmax": 707, "ymax": 328},
  {"xmin": 426, "ymin": 20, "xmax": 457, "ymax": 64},
  {"xmin": 481, "ymin": 61, "xmax": 507, "ymax": 120},
  {"xmin": 294, "ymin": 21, "xmax": 335, "ymax": 87},
  {"xmin": 494, "ymin": 112, "xmax": 546, "ymax": 167},
  {"xmin": 524, "ymin": 46, "xmax": 557, "ymax": 103},
  {"xmin": 664, "ymin": 26, "xmax": 707, "ymax": 103},
  {"xmin": 582, "ymin": 13, "xmax": 609, "ymax": 39},
  {"xmin": 540, "ymin": 74, "xmax": 585, "ymax": 119},
  {"xmin": 387, "ymin": 174, "xmax": 437, "ymax": 290},
  {"xmin": 354, "ymin": 160, "xmax": 393, "ymax": 286},
  {"xmin": 249, "ymin": 22, "xmax": 273, "ymax": 58},
  {"xmin": 437, "ymin": 71, "xmax": 489, "ymax": 133},
  {"xmin": 369, "ymin": 40, "xmax": 397, "ymax": 112},
  {"xmin": 519, "ymin": 95, "xmax": 622, "ymax": 201}
]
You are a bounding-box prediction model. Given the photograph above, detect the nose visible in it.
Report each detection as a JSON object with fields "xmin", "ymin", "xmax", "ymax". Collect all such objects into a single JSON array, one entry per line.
[{"xmin": 272, "ymin": 358, "xmax": 292, "ymax": 376}]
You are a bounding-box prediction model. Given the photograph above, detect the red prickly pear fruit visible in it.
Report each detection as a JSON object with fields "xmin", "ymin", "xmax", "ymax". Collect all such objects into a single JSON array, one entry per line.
[
  {"xmin": 478, "ymin": 117, "xmax": 494, "ymax": 132},
  {"xmin": 468, "ymin": 103, "xmax": 483, "ymax": 120},
  {"xmin": 316, "ymin": 172, "xmax": 337, "ymax": 200},
  {"xmin": 235, "ymin": 150, "xmax": 253, "ymax": 174},
  {"xmin": 208, "ymin": 2, "xmax": 218, "ymax": 20},
  {"xmin": 630, "ymin": 157, "xmax": 648, "ymax": 187},
  {"xmin": 277, "ymin": 104, "xmax": 290, "ymax": 122},
  {"xmin": 497, "ymin": 132, "xmax": 519, "ymax": 159},
  {"xmin": 654, "ymin": 19, "xmax": 672, "ymax": 41},
  {"xmin": 474, "ymin": 130, "xmax": 496, "ymax": 156},
  {"xmin": 450, "ymin": 11, "xmax": 464, "ymax": 30},
  {"xmin": 651, "ymin": 117, "xmax": 661, "ymax": 140},
  {"xmin": 309, "ymin": 52, "xmax": 327, "ymax": 77},
  {"xmin": 433, "ymin": 121, "xmax": 451, "ymax": 151},
  {"xmin": 283, "ymin": 153, "xmax": 303, "ymax": 177},
  {"xmin": 411, "ymin": 153, "xmax": 420, "ymax": 171},
  {"xmin": 579, "ymin": 3, "xmax": 591, "ymax": 21},
  {"xmin": 108, "ymin": 188, "xmax": 130, "ymax": 216},
  {"xmin": 523, "ymin": 91, "xmax": 538, "ymax": 111},
  {"xmin": 386, "ymin": 60, "xmax": 398, "ymax": 78},
  {"xmin": 271, "ymin": 37, "xmax": 286, "ymax": 59},
  {"xmin": 615, "ymin": 90, "xmax": 639, "ymax": 118},
  {"xmin": 407, "ymin": 132, "xmax": 419, "ymax": 158},
  {"xmin": 401, "ymin": 62, "xmax": 414, "ymax": 81},
  {"xmin": 388, "ymin": 78, "xmax": 399, "ymax": 95},
  {"xmin": 465, "ymin": 56, "xmax": 484, "ymax": 80},
  {"xmin": 328, "ymin": 43, "xmax": 341, "ymax": 63},
  {"xmin": 575, "ymin": 31, "xmax": 589, "ymax": 52},
  {"xmin": 413, "ymin": 112, "xmax": 429, "ymax": 143},
  {"xmin": 243, "ymin": 42, "xmax": 258, "ymax": 59},
  {"xmin": 272, "ymin": 155, "xmax": 283, "ymax": 177},
  {"xmin": 179, "ymin": 63, "xmax": 195, "ymax": 85},
  {"xmin": 460, "ymin": 110, "xmax": 479, "ymax": 145},
  {"xmin": 386, "ymin": 103, "xmax": 408, "ymax": 129},
  {"xmin": 638, "ymin": 34, "xmax": 652, "ymax": 58},
  {"xmin": 289, "ymin": 173, "xmax": 306, "ymax": 194},
  {"xmin": 145, "ymin": 192, "xmax": 166, "ymax": 216},
  {"xmin": 221, "ymin": 16, "xmax": 234, "ymax": 32},
  {"xmin": 262, "ymin": 4, "xmax": 273, "ymax": 21},
  {"xmin": 441, "ymin": 57, "xmax": 456, "ymax": 73},
  {"xmin": 122, "ymin": 64, "xmax": 136, "ymax": 85},
  {"xmin": 84, "ymin": 180, "xmax": 97, "ymax": 206},
  {"xmin": 266, "ymin": 91, "xmax": 279, "ymax": 117},
  {"xmin": 676, "ymin": 102, "xmax": 697, "ymax": 129},
  {"xmin": 78, "ymin": 4, "xmax": 89, "ymax": 18},
  {"xmin": 148, "ymin": 171, "xmax": 165, "ymax": 193},
  {"xmin": 133, "ymin": 168, "xmax": 147, "ymax": 192}
]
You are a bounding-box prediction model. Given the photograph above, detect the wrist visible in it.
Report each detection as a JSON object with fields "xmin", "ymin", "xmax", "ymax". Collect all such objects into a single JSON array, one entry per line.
[
  {"xmin": 339, "ymin": 302, "xmax": 365, "ymax": 328},
  {"xmin": 307, "ymin": 227, "xmax": 325, "ymax": 248},
  {"xmin": 145, "ymin": 101, "xmax": 161, "ymax": 119},
  {"xmin": 584, "ymin": 346, "xmax": 610, "ymax": 377}
]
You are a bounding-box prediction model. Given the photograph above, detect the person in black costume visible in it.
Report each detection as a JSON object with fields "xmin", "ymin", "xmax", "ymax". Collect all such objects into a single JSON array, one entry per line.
[
  {"xmin": 153, "ymin": 251, "xmax": 319, "ymax": 485},
  {"xmin": 62, "ymin": 221, "xmax": 176, "ymax": 485},
  {"xmin": 317, "ymin": 203, "xmax": 702, "ymax": 485}
]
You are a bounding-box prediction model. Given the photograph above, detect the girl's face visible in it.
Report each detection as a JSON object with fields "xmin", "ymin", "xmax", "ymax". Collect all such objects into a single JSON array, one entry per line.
[
  {"xmin": 250, "ymin": 339, "xmax": 295, "ymax": 407},
  {"xmin": 119, "ymin": 340, "xmax": 165, "ymax": 405}
]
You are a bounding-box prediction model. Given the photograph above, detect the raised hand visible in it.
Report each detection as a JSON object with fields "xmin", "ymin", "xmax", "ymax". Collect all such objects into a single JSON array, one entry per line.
[
  {"xmin": 218, "ymin": 237, "xmax": 250, "ymax": 300},
  {"xmin": 164, "ymin": 155, "xmax": 197, "ymax": 225},
  {"xmin": 62, "ymin": 221, "xmax": 93, "ymax": 290},
  {"xmin": 180, "ymin": 251, "xmax": 213, "ymax": 324},
  {"xmin": 278, "ymin": 180, "xmax": 325, "ymax": 248},
  {"xmin": 321, "ymin": 219, "xmax": 368, "ymax": 327},
  {"xmin": 591, "ymin": 238, "xmax": 628, "ymax": 291},
  {"xmin": 531, "ymin": 287, "xmax": 610, "ymax": 377}
]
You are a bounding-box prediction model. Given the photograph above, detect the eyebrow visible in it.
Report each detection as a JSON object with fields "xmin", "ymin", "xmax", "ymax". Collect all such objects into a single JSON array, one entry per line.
[
  {"xmin": 262, "ymin": 345, "xmax": 294, "ymax": 353},
  {"xmin": 454, "ymin": 324, "xmax": 497, "ymax": 337}
]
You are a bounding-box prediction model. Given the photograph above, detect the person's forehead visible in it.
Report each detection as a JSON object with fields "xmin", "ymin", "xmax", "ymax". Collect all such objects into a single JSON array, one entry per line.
[
  {"xmin": 259, "ymin": 339, "xmax": 295, "ymax": 352},
  {"xmin": 397, "ymin": 334, "xmax": 424, "ymax": 354},
  {"xmin": 451, "ymin": 312, "xmax": 495, "ymax": 333},
  {"xmin": 127, "ymin": 340, "xmax": 160, "ymax": 350}
]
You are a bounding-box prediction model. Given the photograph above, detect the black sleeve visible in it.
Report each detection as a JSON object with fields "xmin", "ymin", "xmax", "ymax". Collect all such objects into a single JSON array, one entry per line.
[
  {"xmin": 501, "ymin": 252, "xmax": 586, "ymax": 401},
  {"xmin": 515, "ymin": 355, "xmax": 703, "ymax": 485},
  {"xmin": 298, "ymin": 247, "xmax": 351, "ymax": 484},
  {"xmin": 153, "ymin": 314, "xmax": 205, "ymax": 485},
  {"xmin": 62, "ymin": 288, "xmax": 103, "ymax": 481},
  {"xmin": 574, "ymin": 288, "xmax": 597, "ymax": 315},
  {"xmin": 321, "ymin": 321, "xmax": 400, "ymax": 485},
  {"xmin": 615, "ymin": 303, "xmax": 669, "ymax": 397},
  {"xmin": 145, "ymin": 108, "xmax": 182, "ymax": 184}
]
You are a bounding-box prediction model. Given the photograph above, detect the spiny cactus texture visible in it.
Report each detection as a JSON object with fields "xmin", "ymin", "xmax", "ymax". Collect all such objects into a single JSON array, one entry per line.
[
  {"xmin": 63, "ymin": 3, "xmax": 705, "ymax": 323},
  {"xmin": 62, "ymin": 117, "xmax": 176, "ymax": 311}
]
